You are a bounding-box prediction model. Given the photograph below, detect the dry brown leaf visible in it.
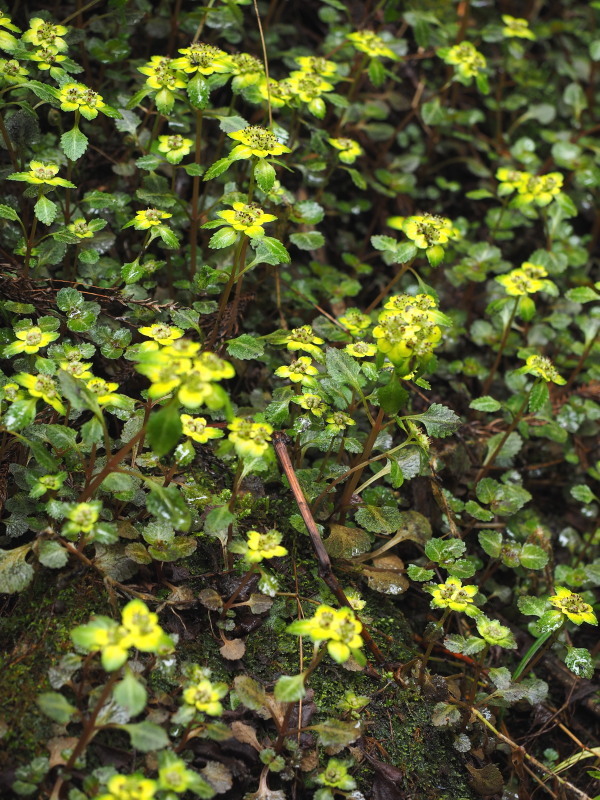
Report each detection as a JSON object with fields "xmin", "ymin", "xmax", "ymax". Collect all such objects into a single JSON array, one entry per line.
[
  {"xmin": 200, "ymin": 761, "xmax": 234, "ymax": 793},
  {"xmin": 220, "ymin": 637, "xmax": 246, "ymax": 660},
  {"xmin": 47, "ymin": 737, "xmax": 79, "ymax": 768},
  {"xmin": 231, "ymin": 720, "xmax": 262, "ymax": 751},
  {"xmin": 363, "ymin": 555, "xmax": 409, "ymax": 595},
  {"xmin": 199, "ymin": 587, "xmax": 223, "ymax": 611},
  {"xmin": 323, "ymin": 523, "xmax": 371, "ymax": 558}
]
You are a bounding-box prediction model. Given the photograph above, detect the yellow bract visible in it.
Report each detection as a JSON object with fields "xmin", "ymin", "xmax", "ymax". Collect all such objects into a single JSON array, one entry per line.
[
  {"xmin": 183, "ymin": 677, "xmax": 228, "ymax": 715},
  {"xmin": 181, "ymin": 414, "xmax": 223, "ymax": 444},
  {"xmin": 548, "ymin": 587, "xmax": 597, "ymax": 626},
  {"xmin": 287, "ymin": 604, "xmax": 365, "ymax": 664},
  {"xmin": 216, "ymin": 202, "xmax": 277, "ymax": 237},
  {"xmin": 347, "ymin": 30, "xmax": 399, "ymax": 60},
  {"xmin": 430, "ymin": 577, "xmax": 478, "ymax": 612},
  {"xmin": 228, "ymin": 417, "xmax": 273, "ymax": 458},
  {"xmin": 245, "ymin": 529, "xmax": 288, "ymax": 563},
  {"xmin": 98, "ymin": 774, "xmax": 157, "ymax": 800},
  {"xmin": 228, "ymin": 125, "xmax": 291, "ymax": 159}
]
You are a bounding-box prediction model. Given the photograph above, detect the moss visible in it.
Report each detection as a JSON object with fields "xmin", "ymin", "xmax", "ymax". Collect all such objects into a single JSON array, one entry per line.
[{"xmin": 0, "ymin": 569, "xmax": 111, "ymax": 768}]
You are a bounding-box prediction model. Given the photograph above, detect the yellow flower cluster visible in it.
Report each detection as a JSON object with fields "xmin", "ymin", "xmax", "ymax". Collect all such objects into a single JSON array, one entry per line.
[
  {"xmin": 548, "ymin": 587, "xmax": 597, "ymax": 626},
  {"xmin": 496, "ymin": 168, "xmax": 563, "ymax": 207},
  {"xmin": 428, "ymin": 577, "xmax": 478, "ymax": 612},
  {"xmin": 439, "ymin": 41, "xmax": 487, "ymax": 80},
  {"xmin": 496, "ymin": 262, "xmax": 556, "ymax": 297},
  {"xmin": 347, "ymin": 30, "xmax": 399, "ymax": 61},
  {"xmin": 228, "ymin": 417, "xmax": 273, "ymax": 458},
  {"xmin": 393, "ymin": 213, "xmax": 460, "ymax": 266},
  {"xmin": 134, "ymin": 339, "xmax": 234, "ymax": 410},
  {"xmin": 516, "ymin": 354, "xmax": 566, "ymax": 385},
  {"xmin": 183, "ymin": 674, "xmax": 229, "ymax": 715},
  {"xmin": 71, "ymin": 599, "xmax": 174, "ymax": 671},
  {"xmin": 373, "ymin": 293, "xmax": 450, "ymax": 376},
  {"xmin": 287, "ymin": 604, "xmax": 365, "ymax": 664},
  {"xmin": 244, "ymin": 528, "xmax": 288, "ymax": 563}
]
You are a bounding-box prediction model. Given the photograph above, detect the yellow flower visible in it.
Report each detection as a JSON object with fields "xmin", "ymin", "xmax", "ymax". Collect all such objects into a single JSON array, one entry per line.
[
  {"xmin": 67, "ymin": 218, "xmax": 94, "ymax": 238},
  {"xmin": 58, "ymin": 82, "xmax": 106, "ymax": 120},
  {"xmin": 338, "ymin": 309, "xmax": 371, "ymax": 335},
  {"xmin": 66, "ymin": 501, "xmax": 101, "ymax": 534},
  {"xmin": 215, "ymin": 202, "xmax": 277, "ymax": 237},
  {"xmin": 287, "ymin": 71, "xmax": 333, "ymax": 102},
  {"xmin": 548, "ymin": 587, "xmax": 597, "ymax": 626},
  {"xmin": 496, "ymin": 263, "xmax": 555, "ymax": 296},
  {"xmin": 344, "ymin": 342, "xmax": 376, "ymax": 358},
  {"xmin": 0, "ymin": 58, "xmax": 28, "ymax": 84},
  {"xmin": 274, "ymin": 356, "xmax": 319, "ymax": 387},
  {"xmin": 70, "ymin": 615, "xmax": 129, "ymax": 671},
  {"xmin": 183, "ymin": 677, "xmax": 228, "ymax": 715},
  {"xmin": 139, "ymin": 323, "xmax": 184, "ymax": 345},
  {"xmin": 430, "ymin": 577, "xmax": 478, "ymax": 612},
  {"xmin": 327, "ymin": 137, "xmax": 363, "ymax": 164},
  {"xmin": 181, "ymin": 414, "xmax": 224, "ymax": 444},
  {"xmin": 85, "ymin": 377, "xmax": 123, "ymax": 406},
  {"xmin": 120, "ymin": 598, "xmax": 174, "ymax": 653},
  {"xmin": 284, "ymin": 325, "xmax": 324, "ymax": 357},
  {"xmin": 347, "ymin": 30, "xmax": 399, "ymax": 60},
  {"xmin": 14, "ymin": 372, "xmax": 66, "ymax": 414},
  {"xmin": 286, "ymin": 605, "xmax": 364, "ymax": 664},
  {"xmin": 128, "ymin": 208, "xmax": 172, "ymax": 230},
  {"xmin": 59, "ymin": 360, "xmax": 93, "ymax": 379},
  {"xmin": 516, "ymin": 172, "xmax": 563, "ymax": 207},
  {"xmin": 173, "ymin": 41, "xmax": 232, "ymax": 75},
  {"xmin": 230, "ymin": 52, "xmax": 264, "ymax": 90},
  {"xmin": 228, "ymin": 417, "xmax": 273, "ymax": 459},
  {"xmin": 4, "ymin": 325, "xmax": 59, "ymax": 356},
  {"xmin": 135, "ymin": 349, "xmax": 190, "ymax": 398},
  {"xmin": 502, "ymin": 15, "xmax": 536, "ymax": 40},
  {"xmin": 439, "ymin": 41, "xmax": 487, "ymax": 79},
  {"xmin": 157, "ymin": 134, "xmax": 193, "ymax": 164},
  {"xmin": 294, "ymin": 55, "xmax": 338, "ymax": 78},
  {"xmin": 402, "ymin": 213, "xmax": 459, "ymax": 249},
  {"xmin": 325, "ymin": 411, "xmax": 356, "ymax": 433},
  {"xmin": 97, "ymin": 773, "xmax": 157, "ymax": 800},
  {"xmin": 245, "ymin": 529, "xmax": 288, "ymax": 562},
  {"xmin": 162, "ymin": 339, "xmax": 200, "ymax": 359},
  {"xmin": 228, "ymin": 126, "xmax": 291, "ymax": 159},
  {"xmin": 256, "ymin": 77, "xmax": 293, "ymax": 108},
  {"xmin": 9, "ymin": 160, "xmax": 75, "ymax": 188},
  {"xmin": 138, "ymin": 55, "xmax": 186, "ymax": 91},
  {"xmin": 517, "ymin": 354, "xmax": 566, "ymax": 385},
  {"xmin": 28, "ymin": 46, "xmax": 66, "ymax": 70},
  {"xmin": 291, "ymin": 392, "xmax": 328, "ymax": 417},
  {"xmin": 22, "ymin": 18, "xmax": 68, "ymax": 52}
]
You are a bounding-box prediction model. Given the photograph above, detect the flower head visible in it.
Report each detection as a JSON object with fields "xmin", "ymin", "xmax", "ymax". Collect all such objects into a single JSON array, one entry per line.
[
  {"xmin": 183, "ymin": 676, "xmax": 228, "ymax": 715},
  {"xmin": 295, "ymin": 55, "xmax": 338, "ymax": 78},
  {"xmin": 28, "ymin": 46, "xmax": 66, "ymax": 70},
  {"xmin": 22, "ymin": 18, "xmax": 68, "ymax": 51},
  {"xmin": 338, "ymin": 308, "xmax": 371, "ymax": 335},
  {"xmin": 476, "ymin": 616, "xmax": 517, "ymax": 648},
  {"xmin": 64, "ymin": 501, "xmax": 101, "ymax": 535},
  {"xmin": 0, "ymin": 58, "xmax": 28, "ymax": 84},
  {"xmin": 548, "ymin": 587, "xmax": 597, "ymax": 626},
  {"xmin": 174, "ymin": 41, "xmax": 232, "ymax": 75},
  {"xmin": 228, "ymin": 417, "xmax": 273, "ymax": 459},
  {"xmin": 120, "ymin": 598, "xmax": 174, "ymax": 653},
  {"xmin": 181, "ymin": 414, "xmax": 223, "ymax": 444},
  {"xmin": 8, "ymin": 160, "xmax": 75, "ymax": 188},
  {"xmin": 347, "ymin": 30, "xmax": 399, "ymax": 60},
  {"xmin": 429, "ymin": 577, "xmax": 478, "ymax": 612},
  {"xmin": 97, "ymin": 773, "xmax": 157, "ymax": 800},
  {"xmin": 402, "ymin": 213, "xmax": 460, "ymax": 265},
  {"xmin": 85, "ymin": 377, "xmax": 123, "ymax": 406},
  {"xmin": 345, "ymin": 342, "xmax": 376, "ymax": 358},
  {"xmin": 58, "ymin": 82, "xmax": 106, "ymax": 119},
  {"xmin": 517, "ymin": 354, "xmax": 566, "ymax": 385},
  {"xmin": 139, "ymin": 323, "xmax": 184, "ymax": 345},
  {"xmin": 283, "ymin": 325, "xmax": 324, "ymax": 357},
  {"xmin": 129, "ymin": 208, "xmax": 172, "ymax": 230},
  {"xmin": 138, "ymin": 55, "xmax": 185, "ymax": 91},
  {"xmin": 274, "ymin": 356, "xmax": 319, "ymax": 387},
  {"xmin": 291, "ymin": 392, "xmax": 328, "ymax": 417},
  {"xmin": 325, "ymin": 411, "xmax": 356, "ymax": 433},
  {"xmin": 245, "ymin": 528, "xmax": 288, "ymax": 563},
  {"xmin": 157, "ymin": 134, "xmax": 193, "ymax": 164},
  {"xmin": 286, "ymin": 604, "xmax": 365, "ymax": 664},
  {"xmin": 317, "ymin": 758, "xmax": 357, "ymax": 791},
  {"xmin": 327, "ymin": 137, "xmax": 363, "ymax": 164},
  {"xmin": 14, "ymin": 372, "xmax": 66, "ymax": 414},
  {"xmin": 496, "ymin": 262, "xmax": 555, "ymax": 296},
  {"xmin": 67, "ymin": 218, "xmax": 94, "ymax": 239},
  {"xmin": 4, "ymin": 324, "xmax": 59, "ymax": 357},
  {"xmin": 230, "ymin": 52, "xmax": 264, "ymax": 90},
  {"xmin": 215, "ymin": 201, "xmax": 276, "ymax": 237},
  {"xmin": 502, "ymin": 15, "xmax": 536, "ymax": 40},
  {"xmin": 228, "ymin": 125, "xmax": 291, "ymax": 159}
]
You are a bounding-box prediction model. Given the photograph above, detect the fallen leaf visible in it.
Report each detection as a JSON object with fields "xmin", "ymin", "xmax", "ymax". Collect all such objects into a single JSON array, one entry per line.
[
  {"xmin": 323, "ymin": 523, "xmax": 371, "ymax": 558},
  {"xmin": 467, "ymin": 763, "xmax": 504, "ymax": 796},
  {"xmin": 47, "ymin": 736, "xmax": 79, "ymax": 769},
  {"xmin": 201, "ymin": 760, "xmax": 233, "ymax": 793},
  {"xmin": 220, "ymin": 638, "xmax": 246, "ymax": 660},
  {"xmin": 199, "ymin": 587, "xmax": 223, "ymax": 610},
  {"xmin": 363, "ymin": 555, "xmax": 409, "ymax": 595},
  {"xmin": 231, "ymin": 721, "xmax": 262, "ymax": 751}
]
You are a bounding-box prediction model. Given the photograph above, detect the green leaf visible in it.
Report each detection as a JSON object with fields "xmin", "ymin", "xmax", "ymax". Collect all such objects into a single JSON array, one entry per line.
[
  {"xmin": 254, "ymin": 159, "xmax": 276, "ymax": 193},
  {"xmin": 234, "ymin": 675, "xmax": 267, "ymax": 710},
  {"xmin": 0, "ymin": 203, "xmax": 19, "ymax": 221},
  {"xmin": 534, "ymin": 610, "xmax": 564, "ymax": 635},
  {"xmin": 368, "ymin": 57, "xmax": 386, "ymax": 87},
  {"xmin": 209, "ymin": 227, "xmax": 238, "ymax": 249},
  {"xmin": 34, "ymin": 196, "xmax": 57, "ymax": 225},
  {"xmin": 147, "ymin": 403, "xmax": 182, "ymax": 458},
  {"xmin": 424, "ymin": 537, "xmax": 466, "ymax": 564},
  {"xmin": 155, "ymin": 224, "xmax": 179, "ymax": 249},
  {"xmin": 325, "ymin": 346, "xmax": 364, "ymax": 391},
  {"xmin": 187, "ymin": 73, "xmax": 210, "ymax": 109},
  {"xmin": 571, "ymin": 484, "xmax": 597, "ymax": 504},
  {"xmin": 519, "ymin": 543, "xmax": 549, "ymax": 570},
  {"xmin": 3, "ymin": 398, "xmax": 38, "ymax": 431},
  {"xmin": 564, "ymin": 647, "xmax": 594, "ymax": 679},
  {"xmin": 0, "ymin": 545, "xmax": 34, "ymax": 592},
  {"xmin": 114, "ymin": 669, "xmax": 148, "ymax": 716},
  {"xmin": 37, "ymin": 692, "xmax": 77, "ymax": 724},
  {"xmin": 248, "ymin": 235, "xmax": 290, "ymax": 266},
  {"xmin": 146, "ymin": 484, "xmax": 191, "ymax": 531},
  {"xmin": 203, "ymin": 505, "xmax": 235, "ymax": 540},
  {"xmin": 289, "ymin": 231, "xmax": 325, "ymax": 250},
  {"xmin": 529, "ymin": 381, "xmax": 549, "ymax": 413},
  {"xmin": 414, "ymin": 404, "xmax": 461, "ymax": 438},
  {"xmin": 313, "ymin": 717, "xmax": 363, "ymax": 747},
  {"xmin": 565, "ymin": 287, "xmax": 599, "ymax": 303},
  {"xmin": 226, "ymin": 334, "xmax": 265, "ymax": 360},
  {"xmin": 203, "ymin": 157, "xmax": 234, "ymax": 181},
  {"xmin": 354, "ymin": 505, "xmax": 402, "ymax": 534},
  {"xmin": 469, "ymin": 396, "xmax": 501, "ymax": 412},
  {"xmin": 478, "ymin": 530, "xmax": 503, "ymax": 558},
  {"xmin": 120, "ymin": 721, "xmax": 169, "ymax": 752},
  {"xmin": 274, "ymin": 673, "xmax": 306, "ymax": 702},
  {"xmin": 38, "ymin": 540, "xmax": 69, "ymax": 569},
  {"xmin": 485, "ymin": 431, "xmax": 522, "ymax": 466},
  {"xmin": 465, "ymin": 500, "xmax": 494, "ymax": 521},
  {"xmin": 517, "ymin": 595, "xmax": 549, "ymax": 617},
  {"xmin": 407, "ymin": 565, "xmax": 435, "ymax": 581},
  {"xmin": 377, "ymin": 375, "xmax": 408, "ymax": 415},
  {"xmin": 61, "ymin": 126, "xmax": 88, "ymax": 161}
]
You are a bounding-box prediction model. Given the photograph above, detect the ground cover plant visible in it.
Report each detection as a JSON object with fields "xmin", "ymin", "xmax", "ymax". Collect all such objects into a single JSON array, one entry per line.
[{"xmin": 0, "ymin": 0, "xmax": 599, "ymax": 798}]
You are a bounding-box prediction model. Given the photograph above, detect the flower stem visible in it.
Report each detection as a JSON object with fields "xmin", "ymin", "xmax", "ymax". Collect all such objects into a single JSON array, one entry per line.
[
  {"xmin": 482, "ymin": 295, "xmax": 519, "ymax": 395},
  {"xmin": 189, "ymin": 109, "xmax": 204, "ymax": 280},
  {"xmin": 419, "ymin": 608, "xmax": 451, "ymax": 683},
  {"xmin": 336, "ymin": 405, "xmax": 385, "ymax": 521},
  {"xmin": 365, "ymin": 259, "xmax": 414, "ymax": 314}
]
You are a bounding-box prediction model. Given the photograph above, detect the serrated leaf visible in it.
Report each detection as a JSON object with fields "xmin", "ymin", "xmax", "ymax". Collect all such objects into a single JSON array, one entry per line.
[
  {"xmin": 469, "ymin": 396, "xmax": 501, "ymax": 412},
  {"xmin": 517, "ymin": 595, "xmax": 549, "ymax": 617},
  {"xmin": 424, "ymin": 537, "xmax": 466, "ymax": 563},
  {"xmin": 203, "ymin": 157, "xmax": 233, "ymax": 181},
  {"xmin": 0, "ymin": 544, "xmax": 34, "ymax": 592},
  {"xmin": 0, "ymin": 203, "xmax": 19, "ymax": 221},
  {"xmin": 519, "ymin": 543, "xmax": 549, "ymax": 570},
  {"xmin": 37, "ymin": 692, "xmax": 77, "ymax": 724},
  {"xmin": 120, "ymin": 721, "xmax": 169, "ymax": 751},
  {"xmin": 478, "ymin": 530, "xmax": 503, "ymax": 558},
  {"xmin": 226, "ymin": 334, "xmax": 265, "ymax": 360},
  {"xmin": 254, "ymin": 159, "xmax": 276, "ymax": 193},
  {"xmin": 571, "ymin": 484, "xmax": 597, "ymax": 504},
  {"xmin": 414, "ymin": 404, "xmax": 461, "ymax": 438},
  {"xmin": 354, "ymin": 505, "xmax": 402, "ymax": 534},
  {"xmin": 407, "ymin": 565, "xmax": 435, "ymax": 581},
  {"xmin": 325, "ymin": 346, "xmax": 363, "ymax": 391},
  {"xmin": 431, "ymin": 702, "xmax": 461, "ymax": 727},
  {"xmin": 274, "ymin": 673, "xmax": 306, "ymax": 702},
  {"xmin": 61, "ymin": 126, "xmax": 88, "ymax": 160},
  {"xmin": 38, "ymin": 540, "xmax": 69, "ymax": 569},
  {"xmin": 146, "ymin": 484, "xmax": 191, "ymax": 531},
  {"xmin": 323, "ymin": 524, "xmax": 371, "ymax": 558},
  {"xmin": 147, "ymin": 403, "xmax": 182, "ymax": 458},
  {"xmin": 289, "ymin": 231, "xmax": 325, "ymax": 250},
  {"xmin": 565, "ymin": 287, "xmax": 599, "ymax": 303},
  {"xmin": 234, "ymin": 676, "xmax": 267, "ymax": 710},
  {"xmin": 209, "ymin": 227, "xmax": 238, "ymax": 249},
  {"xmin": 313, "ymin": 718, "xmax": 363, "ymax": 748},
  {"xmin": 529, "ymin": 381, "xmax": 549, "ymax": 413},
  {"xmin": 114, "ymin": 670, "xmax": 147, "ymax": 716},
  {"xmin": 564, "ymin": 647, "xmax": 594, "ymax": 679},
  {"xmin": 187, "ymin": 72, "xmax": 210, "ymax": 109},
  {"xmin": 34, "ymin": 196, "xmax": 57, "ymax": 225},
  {"xmin": 248, "ymin": 235, "xmax": 290, "ymax": 266}
]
